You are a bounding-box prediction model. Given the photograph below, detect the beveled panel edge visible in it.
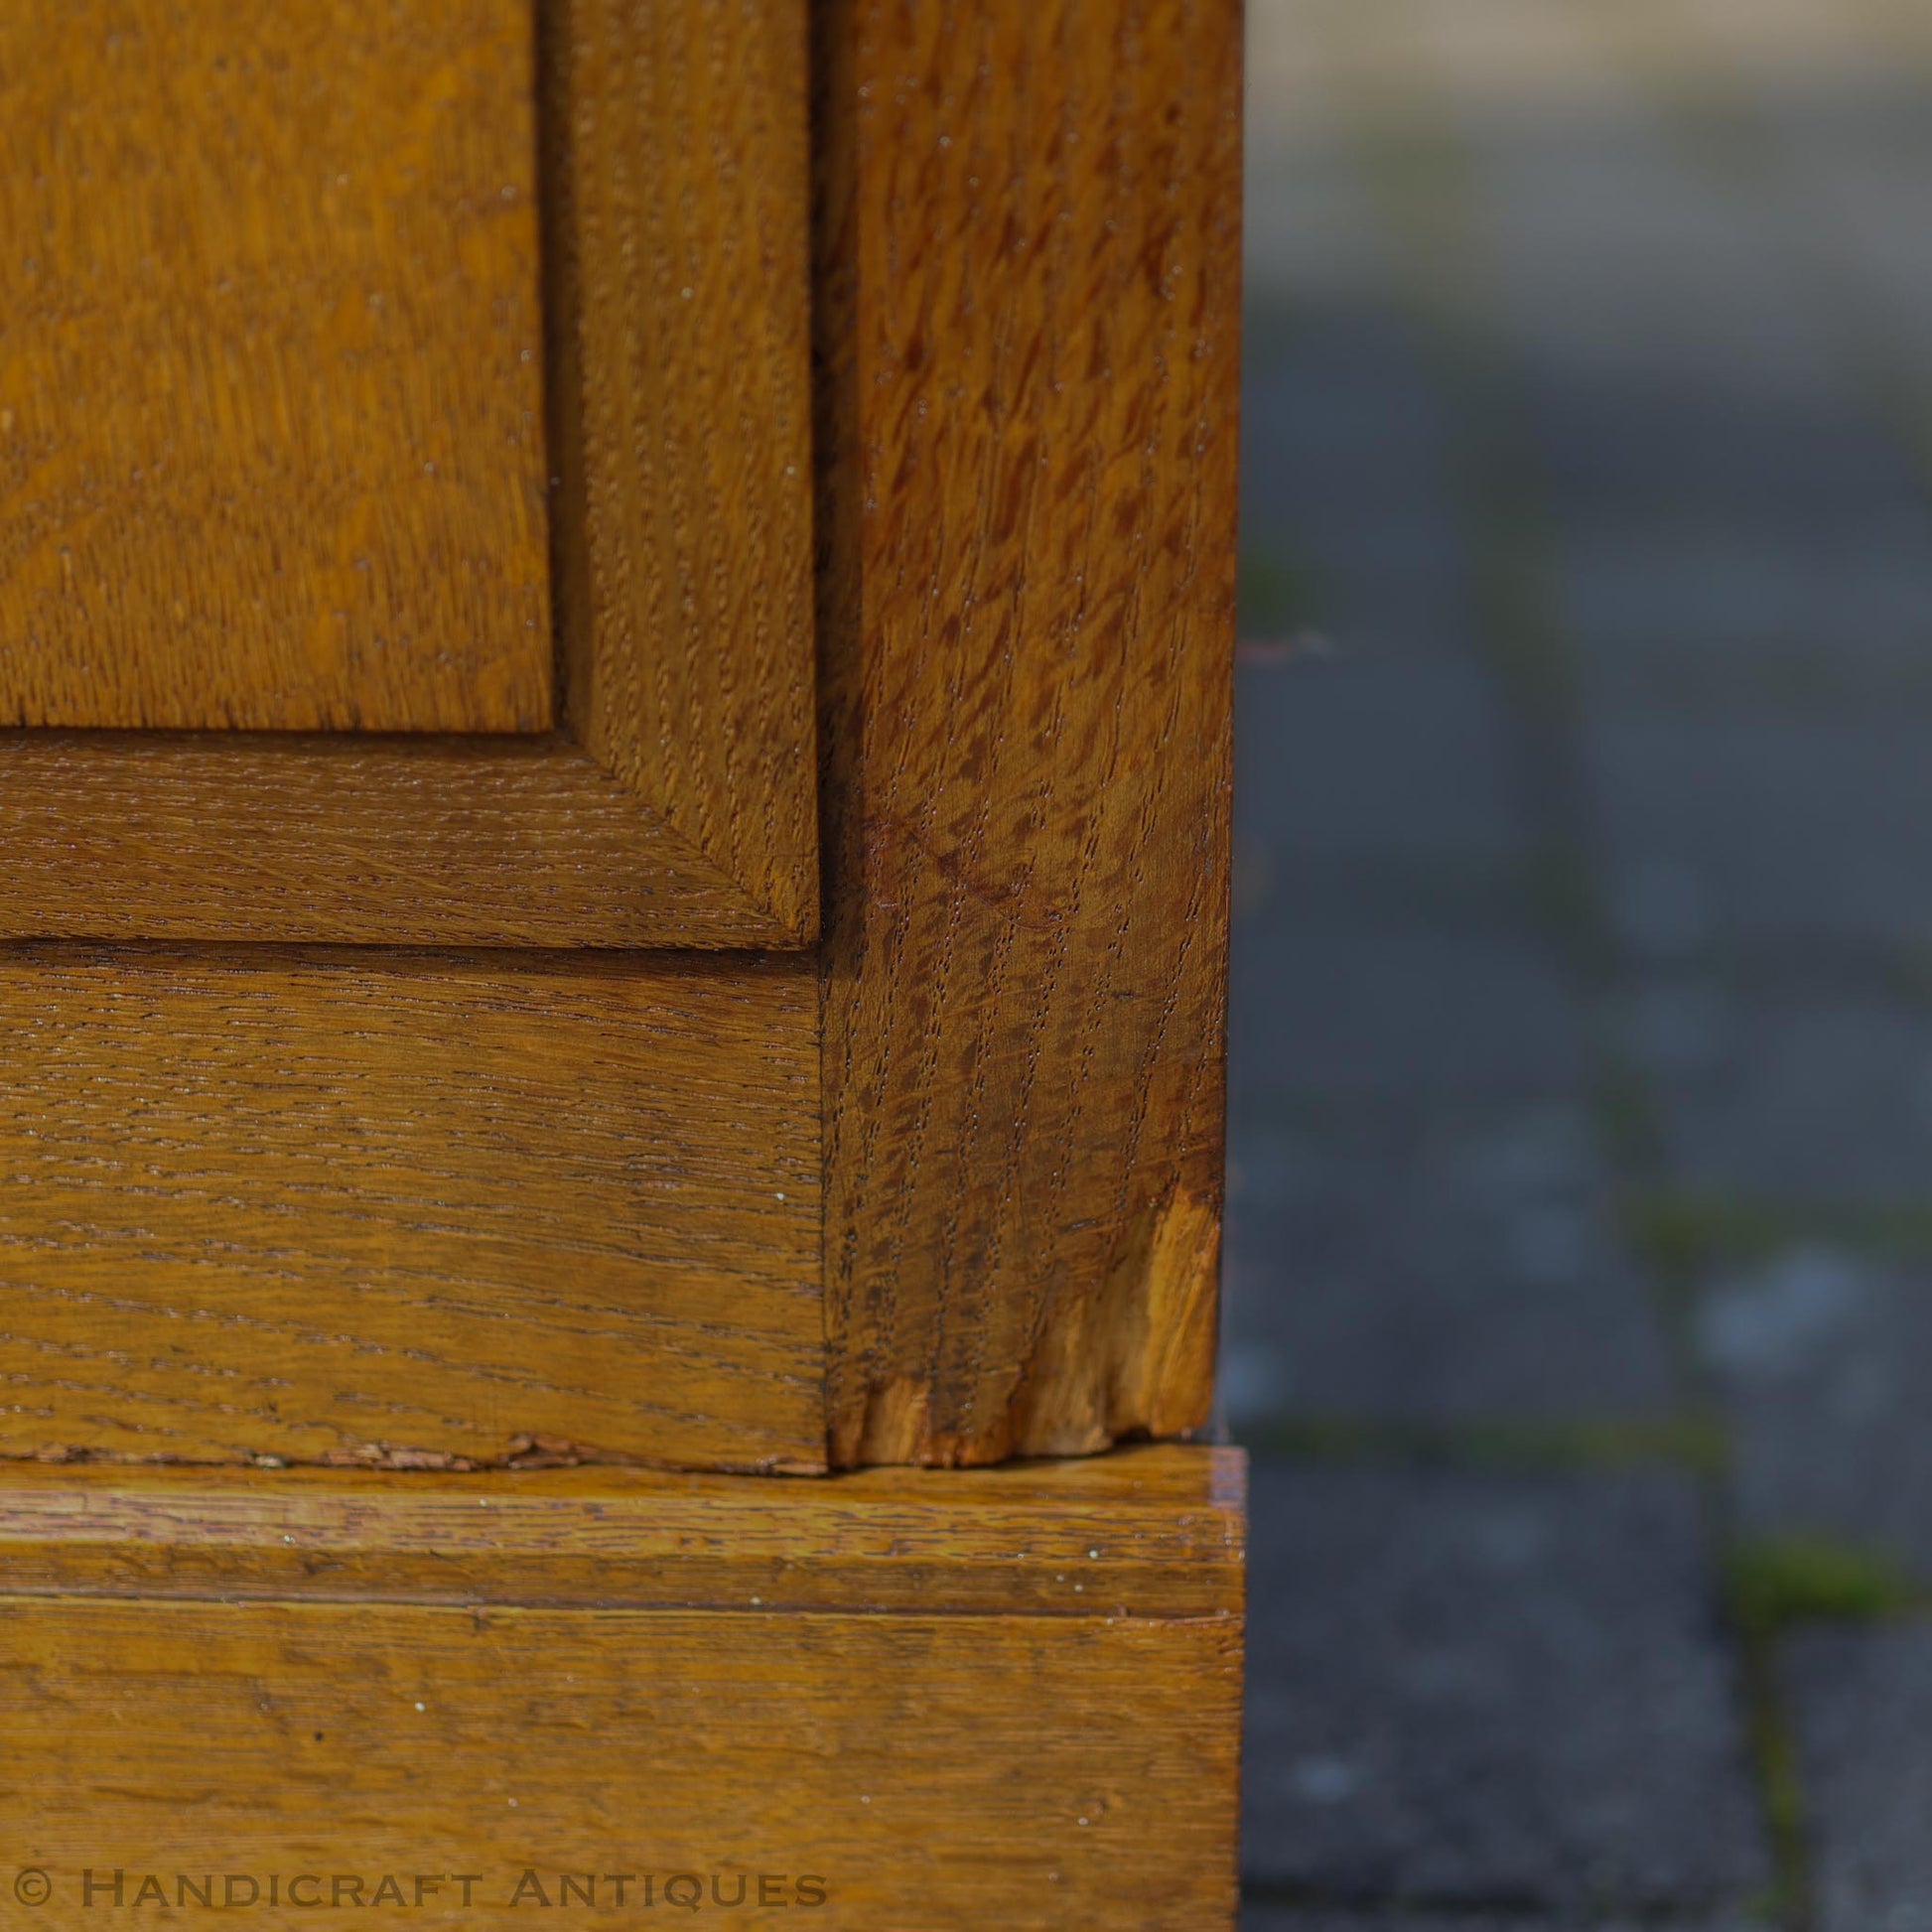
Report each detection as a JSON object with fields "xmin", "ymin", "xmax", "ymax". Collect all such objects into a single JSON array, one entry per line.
[{"xmin": 0, "ymin": 730, "xmax": 814, "ymax": 945}]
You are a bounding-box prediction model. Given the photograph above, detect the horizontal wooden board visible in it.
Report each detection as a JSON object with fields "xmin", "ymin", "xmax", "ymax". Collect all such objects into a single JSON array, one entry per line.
[
  {"xmin": 0, "ymin": 736, "xmax": 800, "ymax": 945},
  {"xmin": 0, "ymin": 1443, "xmax": 1246, "ymax": 1614},
  {"xmin": 0, "ymin": 1604, "xmax": 1241, "ymax": 1930},
  {"xmin": 0, "ymin": 948, "xmax": 822, "ymax": 1469},
  {"xmin": 0, "ymin": 1449, "xmax": 1243, "ymax": 1930},
  {"xmin": 0, "ymin": 0, "xmax": 552, "ymax": 733}
]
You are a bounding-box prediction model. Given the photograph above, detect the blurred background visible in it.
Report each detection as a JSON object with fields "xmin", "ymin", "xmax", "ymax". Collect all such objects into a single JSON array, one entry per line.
[{"xmin": 1224, "ymin": 1, "xmax": 1932, "ymax": 1926}]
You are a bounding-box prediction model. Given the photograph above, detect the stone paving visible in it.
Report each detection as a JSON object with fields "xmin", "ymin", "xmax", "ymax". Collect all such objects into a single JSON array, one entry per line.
[{"xmin": 1228, "ymin": 2, "xmax": 1932, "ymax": 1925}]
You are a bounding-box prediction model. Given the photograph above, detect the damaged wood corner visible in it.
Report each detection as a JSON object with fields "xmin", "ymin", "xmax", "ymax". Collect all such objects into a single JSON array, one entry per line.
[{"xmin": 1003, "ymin": 1187, "xmax": 1225, "ymax": 1460}]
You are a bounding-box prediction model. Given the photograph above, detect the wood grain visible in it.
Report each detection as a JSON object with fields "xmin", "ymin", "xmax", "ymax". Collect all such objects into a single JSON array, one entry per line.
[
  {"xmin": 0, "ymin": 735, "xmax": 792, "ymax": 945},
  {"xmin": 0, "ymin": 948, "xmax": 822, "ymax": 1470},
  {"xmin": 815, "ymin": 0, "xmax": 1243, "ymax": 1463},
  {"xmin": 0, "ymin": 0, "xmax": 552, "ymax": 733},
  {"xmin": 549, "ymin": 0, "xmax": 820, "ymax": 938},
  {"xmin": 0, "ymin": 1442, "xmax": 1245, "ymax": 1611},
  {"xmin": 0, "ymin": 0, "xmax": 819, "ymax": 948},
  {"xmin": 0, "ymin": 1448, "xmax": 1243, "ymax": 1931}
]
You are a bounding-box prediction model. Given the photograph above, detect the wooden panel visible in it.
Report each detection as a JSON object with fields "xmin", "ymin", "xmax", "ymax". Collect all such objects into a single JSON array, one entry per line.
[
  {"xmin": 0, "ymin": 0, "xmax": 818, "ymax": 948},
  {"xmin": 0, "ymin": 948, "xmax": 822, "ymax": 1470},
  {"xmin": 815, "ymin": 0, "xmax": 1242, "ymax": 1462},
  {"xmin": 0, "ymin": 0, "xmax": 551, "ymax": 733},
  {"xmin": 548, "ymin": 0, "xmax": 819, "ymax": 937},
  {"xmin": 0, "ymin": 1448, "xmax": 1243, "ymax": 1931}
]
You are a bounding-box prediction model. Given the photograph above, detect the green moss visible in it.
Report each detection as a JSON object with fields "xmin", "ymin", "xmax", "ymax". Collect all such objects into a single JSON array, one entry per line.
[
  {"xmin": 1863, "ymin": 1204, "xmax": 1932, "ymax": 1260},
  {"xmin": 1592, "ymin": 1059, "xmax": 1662, "ymax": 1173},
  {"xmin": 1883, "ymin": 946, "xmax": 1932, "ymax": 1010},
  {"xmin": 1737, "ymin": 1636, "xmax": 1812, "ymax": 1932},
  {"xmin": 1726, "ymin": 1536, "xmax": 1917, "ymax": 1639},
  {"xmin": 1236, "ymin": 549, "xmax": 1314, "ymax": 637},
  {"xmin": 1459, "ymin": 1413, "xmax": 1727, "ymax": 1477},
  {"xmin": 1722, "ymin": 1533, "xmax": 1913, "ymax": 1928},
  {"xmin": 1476, "ymin": 546, "xmax": 1571, "ymax": 712},
  {"xmin": 1626, "ymin": 1191, "xmax": 1932, "ymax": 1279},
  {"xmin": 1235, "ymin": 1411, "xmax": 1725, "ymax": 1477},
  {"xmin": 1521, "ymin": 846, "xmax": 1604, "ymax": 962},
  {"xmin": 1231, "ymin": 1415, "xmax": 1390, "ymax": 1463},
  {"xmin": 1624, "ymin": 1193, "xmax": 1794, "ymax": 1278},
  {"xmin": 1722, "ymin": 1533, "xmax": 1914, "ymax": 1929}
]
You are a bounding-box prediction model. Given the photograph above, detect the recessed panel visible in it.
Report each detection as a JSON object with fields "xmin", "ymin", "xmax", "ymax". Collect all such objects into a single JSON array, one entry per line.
[
  {"xmin": 0, "ymin": 949, "xmax": 823, "ymax": 1469},
  {"xmin": 0, "ymin": 0, "xmax": 552, "ymax": 732}
]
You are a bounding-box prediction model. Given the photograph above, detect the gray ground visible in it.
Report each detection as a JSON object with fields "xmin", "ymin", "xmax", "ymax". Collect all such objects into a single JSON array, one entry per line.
[{"xmin": 1228, "ymin": 2, "xmax": 1932, "ymax": 1925}]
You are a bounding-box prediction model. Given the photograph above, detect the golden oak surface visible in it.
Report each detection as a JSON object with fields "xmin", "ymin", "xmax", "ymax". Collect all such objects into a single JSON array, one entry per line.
[
  {"xmin": 0, "ymin": 1448, "xmax": 1244, "ymax": 1932},
  {"xmin": 0, "ymin": 948, "xmax": 822, "ymax": 1471},
  {"xmin": 816, "ymin": 0, "xmax": 1240, "ymax": 1464},
  {"xmin": 0, "ymin": 0, "xmax": 552, "ymax": 733},
  {"xmin": 548, "ymin": 0, "xmax": 819, "ymax": 938},
  {"xmin": 0, "ymin": 0, "xmax": 1244, "ymax": 1914},
  {"xmin": 0, "ymin": 0, "xmax": 819, "ymax": 948},
  {"xmin": 0, "ymin": 0, "xmax": 1239, "ymax": 1470}
]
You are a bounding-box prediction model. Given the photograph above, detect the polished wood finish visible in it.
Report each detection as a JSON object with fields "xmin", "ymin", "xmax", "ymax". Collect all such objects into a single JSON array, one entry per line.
[
  {"xmin": 815, "ymin": 0, "xmax": 1243, "ymax": 1464},
  {"xmin": 0, "ymin": 4, "xmax": 1244, "ymax": 1910},
  {"xmin": 0, "ymin": 948, "xmax": 822, "ymax": 1471},
  {"xmin": 0, "ymin": 0, "xmax": 552, "ymax": 734},
  {"xmin": 0, "ymin": 0, "xmax": 1240, "ymax": 1473},
  {"xmin": 0, "ymin": 735, "xmax": 797, "ymax": 945},
  {"xmin": 0, "ymin": 1448, "xmax": 1243, "ymax": 1932},
  {"xmin": 548, "ymin": 0, "xmax": 819, "ymax": 940},
  {"xmin": 0, "ymin": 1441, "xmax": 1243, "ymax": 1610},
  {"xmin": 0, "ymin": 0, "xmax": 817, "ymax": 948}
]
